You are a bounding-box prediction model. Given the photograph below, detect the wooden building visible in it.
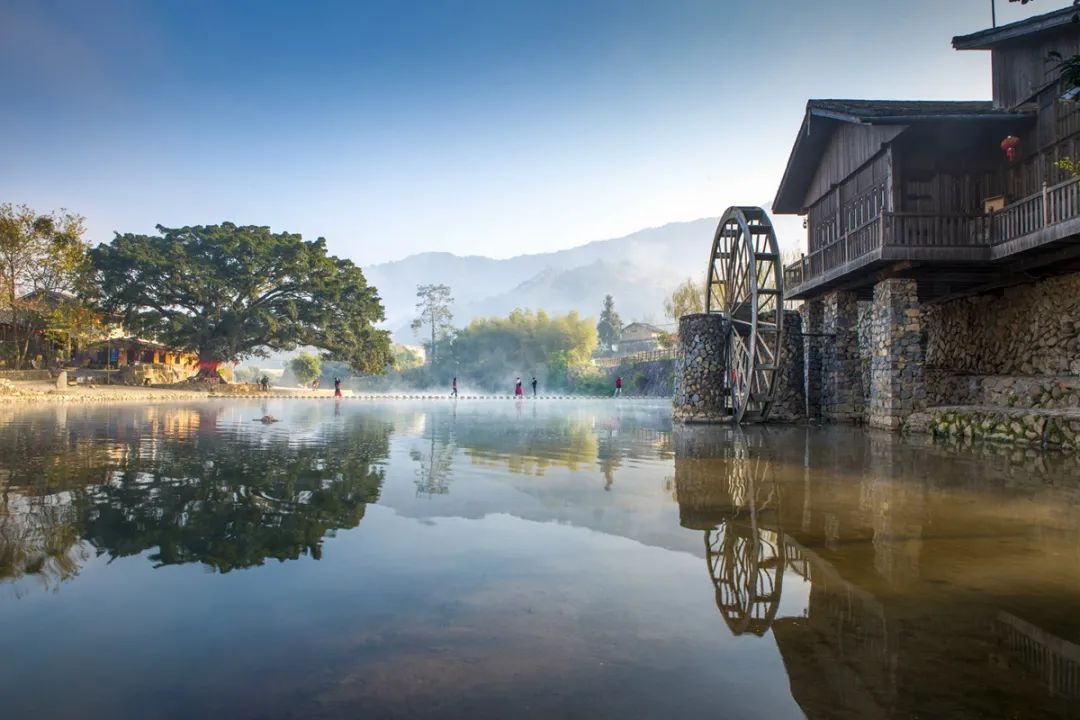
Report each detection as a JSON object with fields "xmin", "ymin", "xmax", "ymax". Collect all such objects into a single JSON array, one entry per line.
[
  {"xmin": 771, "ymin": 6, "xmax": 1080, "ymax": 431},
  {"xmin": 777, "ymin": 6, "xmax": 1080, "ymax": 302}
]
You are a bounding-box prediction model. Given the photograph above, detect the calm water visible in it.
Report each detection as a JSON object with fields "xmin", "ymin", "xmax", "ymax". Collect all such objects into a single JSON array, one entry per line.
[{"xmin": 2, "ymin": 400, "xmax": 1080, "ymax": 719}]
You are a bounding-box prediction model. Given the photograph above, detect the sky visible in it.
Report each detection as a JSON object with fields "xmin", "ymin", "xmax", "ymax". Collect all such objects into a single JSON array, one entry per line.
[{"xmin": 0, "ymin": 0, "xmax": 1071, "ymax": 266}]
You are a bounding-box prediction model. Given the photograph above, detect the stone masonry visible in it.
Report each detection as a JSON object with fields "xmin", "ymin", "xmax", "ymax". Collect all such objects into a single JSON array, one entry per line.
[
  {"xmin": 821, "ymin": 290, "xmax": 864, "ymax": 422},
  {"xmin": 869, "ymin": 278, "xmax": 926, "ymax": 430},
  {"xmin": 800, "ymin": 300, "xmax": 823, "ymax": 420},
  {"xmin": 673, "ymin": 313, "xmax": 732, "ymax": 423}
]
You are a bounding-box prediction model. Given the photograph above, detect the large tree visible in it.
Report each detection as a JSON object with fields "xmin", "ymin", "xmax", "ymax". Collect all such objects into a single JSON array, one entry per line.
[
  {"xmin": 663, "ymin": 277, "xmax": 706, "ymax": 321},
  {"xmin": 596, "ymin": 294, "xmax": 622, "ymax": 352},
  {"xmin": 410, "ymin": 283, "xmax": 453, "ymax": 363},
  {"xmin": 92, "ymin": 223, "xmax": 391, "ymax": 374},
  {"xmin": 0, "ymin": 203, "xmax": 90, "ymax": 368}
]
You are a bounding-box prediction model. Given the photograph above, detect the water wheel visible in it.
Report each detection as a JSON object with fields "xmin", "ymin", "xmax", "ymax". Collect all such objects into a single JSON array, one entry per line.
[{"xmin": 705, "ymin": 206, "xmax": 784, "ymax": 423}]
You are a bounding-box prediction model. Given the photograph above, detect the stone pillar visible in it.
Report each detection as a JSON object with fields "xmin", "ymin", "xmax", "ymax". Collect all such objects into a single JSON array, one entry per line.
[
  {"xmin": 801, "ymin": 300, "xmax": 824, "ymax": 419},
  {"xmin": 822, "ymin": 290, "xmax": 864, "ymax": 422},
  {"xmin": 769, "ymin": 310, "xmax": 806, "ymax": 422},
  {"xmin": 673, "ymin": 313, "xmax": 731, "ymax": 423},
  {"xmin": 869, "ymin": 278, "xmax": 926, "ymax": 430}
]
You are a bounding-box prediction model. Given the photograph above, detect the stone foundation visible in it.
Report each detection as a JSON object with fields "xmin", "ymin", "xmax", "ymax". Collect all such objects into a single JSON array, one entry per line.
[
  {"xmin": 673, "ymin": 311, "xmax": 805, "ymax": 423},
  {"xmin": 821, "ymin": 290, "xmax": 864, "ymax": 422},
  {"xmin": 769, "ymin": 310, "xmax": 806, "ymax": 422},
  {"xmin": 869, "ymin": 279, "xmax": 926, "ymax": 430},
  {"xmin": 924, "ymin": 271, "xmax": 1080, "ymax": 376},
  {"xmin": 673, "ymin": 313, "xmax": 732, "ymax": 423}
]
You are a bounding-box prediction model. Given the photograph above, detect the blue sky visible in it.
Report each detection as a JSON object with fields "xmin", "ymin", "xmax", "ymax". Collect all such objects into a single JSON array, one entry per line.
[{"xmin": 0, "ymin": 0, "xmax": 1069, "ymax": 264}]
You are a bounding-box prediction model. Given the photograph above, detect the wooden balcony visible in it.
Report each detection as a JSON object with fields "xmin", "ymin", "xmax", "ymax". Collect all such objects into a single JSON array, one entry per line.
[{"xmin": 783, "ymin": 177, "xmax": 1080, "ymax": 299}]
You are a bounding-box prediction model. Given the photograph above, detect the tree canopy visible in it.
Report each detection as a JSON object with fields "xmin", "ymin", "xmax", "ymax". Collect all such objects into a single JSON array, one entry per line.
[
  {"xmin": 664, "ymin": 277, "xmax": 705, "ymax": 321},
  {"xmin": 0, "ymin": 203, "xmax": 90, "ymax": 367},
  {"xmin": 596, "ymin": 294, "xmax": 622, "ymax": 352},
  {"xmin": 451, "ymin": 309, "xmax": 597, "ymax": 391},
  {"xmin": 288, "ymin": 352, "xmax": 322, "ymax": 385},
  {"xmin": 91, "ymin": 223, "xmax": 391, "ymax": 372},
  {"xmin": 411, "ymin": 283, "xmax": 453, "ymax": 362}
]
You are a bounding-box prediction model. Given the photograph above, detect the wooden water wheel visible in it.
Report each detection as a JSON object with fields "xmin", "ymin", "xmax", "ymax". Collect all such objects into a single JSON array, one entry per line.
[{"xmin": 705, "ymin": 206, "xmax": 784, "ymax": 423}]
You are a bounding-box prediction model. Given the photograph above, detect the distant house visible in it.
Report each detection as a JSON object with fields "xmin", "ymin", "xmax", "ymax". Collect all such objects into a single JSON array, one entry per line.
[{"xmin": 616, "ymin": 322, "xmax": 666, "ymax": 354}]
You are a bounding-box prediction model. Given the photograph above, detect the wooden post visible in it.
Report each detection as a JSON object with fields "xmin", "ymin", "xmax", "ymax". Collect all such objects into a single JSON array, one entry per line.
[{"xmin": 1043, "ymin": 181, "xmax": 1050, "ymax": 226}]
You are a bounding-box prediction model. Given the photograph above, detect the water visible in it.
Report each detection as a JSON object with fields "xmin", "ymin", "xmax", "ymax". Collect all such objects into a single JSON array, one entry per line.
[{"xmin": 2, "ymin": 400, "xmax": 1080, "ymax": 719}]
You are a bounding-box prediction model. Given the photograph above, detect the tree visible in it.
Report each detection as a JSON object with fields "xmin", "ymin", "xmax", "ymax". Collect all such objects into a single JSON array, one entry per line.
[
  {"xmin": 596, "ymin": 295, "xmax": 622, "ymax": 352},
  {"xmin": 0, "ymin": 204, "xmax": 89, "ymax": 368},
  {"xmin": 410, "ymin": 283, "xmax": 453, "ymax": 363},
  {"xmin": 451, "ymin": 309, "xmax": 597, "ymax": 390},
  {"xmin": 288, "ymin": 352, "xmax": 322, "ymax": 386},
  {"xmin": 663, "ymin": 277, "xmax": 705, "ymax": 321},
  {"xmin": 91, "ymin": 223, "xmax": 391, "ymax": 377}
]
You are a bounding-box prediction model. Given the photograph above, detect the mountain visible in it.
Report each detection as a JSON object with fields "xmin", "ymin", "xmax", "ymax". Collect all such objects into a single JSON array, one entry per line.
[
  {"xmin": 365, "ymin": 218, "xmax": 714, "ymax": 341},
  {"xmin": 364, "ymin": 211, "xmax": 805, "ymax": 342}
]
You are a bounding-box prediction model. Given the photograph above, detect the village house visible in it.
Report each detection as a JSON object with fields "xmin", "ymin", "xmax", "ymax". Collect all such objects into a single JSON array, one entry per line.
[
  {"xmin": 617, "ymin": 322, "xmax": 667, "ymax": 354},
  {"xmin": 775, "ymin": 5, "xmax": 1080, "ymax": 434}
]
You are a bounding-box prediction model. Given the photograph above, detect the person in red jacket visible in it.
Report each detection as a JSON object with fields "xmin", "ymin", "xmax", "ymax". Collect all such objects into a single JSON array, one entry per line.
[{"xmin": 614, "ymin": 376, "xmax": 623, "ymax": 397}]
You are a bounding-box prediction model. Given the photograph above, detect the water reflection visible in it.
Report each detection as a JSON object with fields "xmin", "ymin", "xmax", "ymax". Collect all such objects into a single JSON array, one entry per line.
[
  {"xmin": 0, "ymin": 405, "xmax": 389, "ymax": 586},
  {"xmin": 3, "ymin": 402, "xmax": 1080, "ymax": 718},
  {"xmin": 673, "ymin": 424, "xmax": 1080, "ymax": 719}
]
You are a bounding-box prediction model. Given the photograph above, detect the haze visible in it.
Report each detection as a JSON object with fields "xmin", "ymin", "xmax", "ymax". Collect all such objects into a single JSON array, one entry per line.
[{"xmin": 0, "ymin": 0, "xmax": 1065, "ymax": 265}]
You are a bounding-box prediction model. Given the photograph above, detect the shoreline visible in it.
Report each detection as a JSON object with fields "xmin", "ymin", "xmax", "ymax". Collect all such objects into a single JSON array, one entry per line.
[{"xmin": 0, "ymin": 381, "xmax": 670, "ymax": 406}]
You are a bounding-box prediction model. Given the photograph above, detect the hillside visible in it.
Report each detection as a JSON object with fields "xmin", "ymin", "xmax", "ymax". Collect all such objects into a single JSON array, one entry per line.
[
  {"xmin": 364, "ymin": 211, "xmax": 804, "ymax": 342},
  {"xmin": 366, "ymin": 218, "xmax": 700, "ymax": 341}
]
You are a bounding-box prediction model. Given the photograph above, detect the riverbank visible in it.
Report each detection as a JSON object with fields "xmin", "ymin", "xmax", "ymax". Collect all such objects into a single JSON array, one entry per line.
[{"xmin": 0, "ymin": 379, "xmax": 661, "ymax": 405}]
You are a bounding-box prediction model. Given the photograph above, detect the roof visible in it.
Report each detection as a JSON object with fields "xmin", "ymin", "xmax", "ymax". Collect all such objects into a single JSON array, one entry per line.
[
  {"xmin": 803, "ymin": 99, "xmax": 1023, "ymax": 124},
  {"xmin": 772, "ymin": 100, "xmax": 1034, "ymax": 214},
  {"xmin": 621, "ymin": 322, "xmax": 664, "ymax": 334},
  {"xmin": 953, "ymin": 6, "xmax": 1080, "ymax": 50}
]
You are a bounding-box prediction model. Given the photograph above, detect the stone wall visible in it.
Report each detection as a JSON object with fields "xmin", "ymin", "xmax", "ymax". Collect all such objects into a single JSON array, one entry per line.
[
  {"xmin": 926, "ymin": 373, "xmax": 1080, "ymax": 410},
  {"xmin": 770, "ymin": 310, "xmax": 807, "ymax": 422},
  {"xmin": 869, "ymin": 279, "xmax": 926, "ymax": 430},
  {"xmin": 603, "ymin": 358, "xmax": 674, "ymax": 397},
  {"xmin": 821, "ymin": 291, "xmax": 864, "ymax": 422},
  {"xmin": 672, "ymin": 311, "xmax": 805, "ymax": 423},
  {"xmin": 673, "ymin": 313, "xmax": 731, "ymax": 423},
  {"xmin": 924, "ymin": 271, "xmax": 1080, "ymax": 376}
]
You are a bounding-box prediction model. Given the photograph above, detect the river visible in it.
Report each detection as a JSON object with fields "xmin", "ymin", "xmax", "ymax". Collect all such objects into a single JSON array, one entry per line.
[{"xmin": 1, "ymin": 399, "xmax": 1078, "ymax": 719}]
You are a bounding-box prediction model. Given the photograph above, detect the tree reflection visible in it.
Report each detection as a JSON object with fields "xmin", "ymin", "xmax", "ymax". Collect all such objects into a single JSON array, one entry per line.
[
  {"xmin": 0, "ymin": 407, "xmax": 390, "ymax": 584},
  {"xmin": 412, "ymin": 415, "xmax": 455, "ymax": 497}
]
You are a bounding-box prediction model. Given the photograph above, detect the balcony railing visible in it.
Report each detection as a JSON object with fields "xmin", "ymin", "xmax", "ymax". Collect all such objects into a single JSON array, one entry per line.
[{"xmin": 783, "ymin": 176, "xmax": 1080, "ymax": 295}]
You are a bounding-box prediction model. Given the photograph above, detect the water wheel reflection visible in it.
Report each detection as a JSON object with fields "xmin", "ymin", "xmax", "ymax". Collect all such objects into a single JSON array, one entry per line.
[{"xmin": 698, "ymin": 430, "xmax": 785, "ymax": 636}]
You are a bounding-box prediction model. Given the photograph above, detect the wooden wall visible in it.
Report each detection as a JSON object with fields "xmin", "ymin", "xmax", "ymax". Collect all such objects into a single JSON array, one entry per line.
[
  {"xmin": 991, "ymin": 27, "xmax": 1080, "ymax": 109},
  {"xmin": 891, "ymin": 124, "xmax": 1008, "ymax": 215},
  {"xmin": 802, "ymin": 123, "xmax": 904, "ymax": 209}
]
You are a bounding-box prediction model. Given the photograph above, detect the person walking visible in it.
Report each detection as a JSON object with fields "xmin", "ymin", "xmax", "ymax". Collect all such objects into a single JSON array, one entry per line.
[
  {"xmin": 452, "ymin": 376, "xmax": 458, "ymax": 398},
  {"xmin": 333, "ymin": 377, "xmax": 343, "ymax": 398},
  {"xmin": 514, "ymin": 377, "xmax": 524, "ymax": 397},
  {"xmin": 531, "ymin": 376, "xmax": 538, "ymax": 398},
  {"xmin": 614, "ymin": 376, "xmax": 623, "ymax": 397},
  {"xmin": 260, "ymin": 375, "xmax": 270, "ymax": 391}
]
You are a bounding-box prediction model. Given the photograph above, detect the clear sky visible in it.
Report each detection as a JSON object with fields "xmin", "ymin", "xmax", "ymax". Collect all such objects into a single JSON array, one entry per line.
[{"xmin": 0, "ymin": 0, "xmax": 1069, "ymax": 265}]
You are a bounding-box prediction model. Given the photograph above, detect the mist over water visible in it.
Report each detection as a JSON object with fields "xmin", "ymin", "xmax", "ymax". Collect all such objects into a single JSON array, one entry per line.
[{"xmin": 2, "ymin": 400, "xmax": 1079, "ymax": 719}]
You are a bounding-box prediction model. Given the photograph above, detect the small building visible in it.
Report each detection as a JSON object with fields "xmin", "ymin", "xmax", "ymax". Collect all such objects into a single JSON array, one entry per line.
[
  {"xmin": 773, "ymin": 6, "xmax": 1080, "ymax": 432},
  {"xmin": 617, "ymin": 322, "xmax": 666, "ymax": 354}
]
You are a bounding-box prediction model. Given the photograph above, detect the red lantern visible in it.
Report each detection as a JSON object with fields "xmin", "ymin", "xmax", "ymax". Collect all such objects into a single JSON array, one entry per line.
[{"xmin": 1001, "ymin": 135, "xmax": 1020, "ymax": 162}]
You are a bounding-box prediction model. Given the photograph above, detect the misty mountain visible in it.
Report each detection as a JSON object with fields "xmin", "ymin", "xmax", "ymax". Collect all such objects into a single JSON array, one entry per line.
[
  {"xmin": 364, "ymin": 210, "xmax": 805, "ymax": 343},
  {"xmin": 365, "ymin": 218, "xmax": 716, "ymax": 342}
]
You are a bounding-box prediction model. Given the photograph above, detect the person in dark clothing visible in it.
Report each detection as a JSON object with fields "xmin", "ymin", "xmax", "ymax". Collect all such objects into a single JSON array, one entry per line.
[
  {"xmin": 531, "ymin": 376, "xmax": 537, "ymax": 397},
  {"xmin": 452, "ymin": 377, "xmax": 458, "ymax": 398},
  {"xmin": 333, "ymin": 377, "xmax": 342, "ymax": 398},
  {"xmin": 614, "ymin": 376, "xmax": 623, "ymax": 397}
]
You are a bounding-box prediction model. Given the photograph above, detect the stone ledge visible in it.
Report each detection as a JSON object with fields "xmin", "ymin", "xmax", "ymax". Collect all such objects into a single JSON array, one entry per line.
[{"xmin": 908, "ymin": 404, "xmax": 1080, "ymax": 450}]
